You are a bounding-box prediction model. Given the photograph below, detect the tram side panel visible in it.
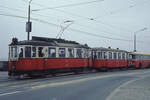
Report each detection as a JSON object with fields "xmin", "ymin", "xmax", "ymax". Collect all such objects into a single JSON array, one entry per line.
[{"xmin": 45, "ymin": 58, "xmax": 89, "ymax": 69}]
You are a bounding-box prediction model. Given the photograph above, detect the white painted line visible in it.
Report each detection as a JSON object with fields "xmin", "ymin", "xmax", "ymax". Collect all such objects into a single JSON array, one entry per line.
[{"xmin": 0, "ymin": 91, "xmax": 22, "ymax": 97}]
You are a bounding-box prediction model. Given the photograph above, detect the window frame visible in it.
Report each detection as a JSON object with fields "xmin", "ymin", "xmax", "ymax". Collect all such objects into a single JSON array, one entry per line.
[
  {"xmin": 68, "ymin": 48, "xmax": 74, "ymax": 58},
  {"xmin": 76, "ymin": 48, "xmax": 82, "ymax": 58},
  {"xmin": 58, "ymin": 48, "xmax": 66, "ymax": 58},
  {"xmin": 109, "ymin": 52, "xmax": 112, "ymax": 59},
  {"xmin": 48, "ymin": 47, "xmax": 56, "ymax": 58},
  {"xmin": 25, "ymin": 46, "xmax": 31, "ymax": 58}
]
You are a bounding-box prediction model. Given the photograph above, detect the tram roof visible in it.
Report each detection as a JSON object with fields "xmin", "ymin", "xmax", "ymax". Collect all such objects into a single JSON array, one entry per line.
[
  {"xmin": 93, "ymin": 47, "xmax": 128, "ymax": 52},
  {"xmin": 9, "ymin": 36, "xmax": 90, "ymax": 48}
]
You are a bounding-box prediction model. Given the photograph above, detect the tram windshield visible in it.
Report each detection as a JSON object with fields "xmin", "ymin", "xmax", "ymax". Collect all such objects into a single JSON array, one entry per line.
[{"xmin": 10, "ymin": 46, "xmax": 18, "ymax": 60}]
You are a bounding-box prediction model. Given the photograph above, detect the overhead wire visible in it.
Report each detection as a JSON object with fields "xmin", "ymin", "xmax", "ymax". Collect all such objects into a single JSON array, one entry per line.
[
  {"xmin": 32, "ymin": 0, "xmax": 104, "ymax": 11},
  {"xmin": 94, "ymin": 0, "xmax": 150, "ymax": 19},
  {"xmin": 31, "ymin": 2, "xmax": 133, "ymax": 37},
  {"xmin": 0, "ymin": 5, "xmax": 25, "ymax": 12},
  {"xmin": 31, "ymin": 2, "xmax": 133, "ymax": 33},
  {"xmin": 0, "ymin": 4, "xmax": 131, "ymax": 38},
  {"xmin": 0, "ymin": 13, "xmax": 136, "ymax": 43},
  {"xmin": 0, "ymin": 1, "xmax": 148, "ymax": 44}
]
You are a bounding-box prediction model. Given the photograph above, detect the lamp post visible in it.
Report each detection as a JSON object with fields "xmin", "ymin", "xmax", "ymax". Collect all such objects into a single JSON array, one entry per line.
[
  {"xmin": 26, "ymin": 0, "xmax": 33, "ymax": 40},
  {"xmin": 56, "ymin": 20, "xmax": 74, "ymax": 39},
  {"xmin": 134, "ymin": 27, "xmax": 147, "ymax": 52}
]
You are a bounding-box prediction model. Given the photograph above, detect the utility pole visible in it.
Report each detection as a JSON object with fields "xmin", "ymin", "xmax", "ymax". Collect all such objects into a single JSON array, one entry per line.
[
  {"xmin": 134, "ymin": 34, "xmax": 136, "ymax": 52},
  {"xmin": 133, "ymin": 27, "xmax": 147, "ymax": 52},
  {"xmin": 26, "ymin": 0, "xmax": 32, "ymax": 40}
]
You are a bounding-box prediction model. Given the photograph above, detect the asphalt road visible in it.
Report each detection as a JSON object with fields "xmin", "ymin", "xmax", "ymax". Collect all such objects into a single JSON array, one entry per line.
[{"xmin": 0, "ymin": 69, "xmax": 150, "ymax": 100}]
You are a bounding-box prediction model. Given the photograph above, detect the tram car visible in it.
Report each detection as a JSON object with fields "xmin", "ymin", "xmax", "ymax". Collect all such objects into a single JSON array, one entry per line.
[
  {"xmin": 92, "ymin": 47, "xmax": 129, "ymax": 71},
  {"xmin": 129, "ymin": 52, "xmax": 150, "ymax": 69},
  {"xmin": 8, "ymin": 36, "xmax": 92, "ymax": 77}
]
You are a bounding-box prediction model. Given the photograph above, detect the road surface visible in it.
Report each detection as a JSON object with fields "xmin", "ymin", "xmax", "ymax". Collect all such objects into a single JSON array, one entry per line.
[{"xmin": 0, "ymin": 69, "xmax": 150, "ymax": 100}]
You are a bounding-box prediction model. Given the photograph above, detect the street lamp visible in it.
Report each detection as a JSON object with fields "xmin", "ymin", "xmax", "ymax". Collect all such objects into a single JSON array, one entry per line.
[
  {"xmin": 26, "ymin": 0, "xmax": 33, "ymax": 40},
  {"xmin": 134, "ymin": 27, "xmax": 147, "ymax": 52},
  {"xmin": 56, "ymin": 20, "xmax": 74, "ymax": 39}
]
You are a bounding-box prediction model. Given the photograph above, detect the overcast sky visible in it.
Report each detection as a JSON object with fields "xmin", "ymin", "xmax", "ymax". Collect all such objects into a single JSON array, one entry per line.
[{"xmin": 0, "ymin": 0, "xmax": 150, "ymax": 60}]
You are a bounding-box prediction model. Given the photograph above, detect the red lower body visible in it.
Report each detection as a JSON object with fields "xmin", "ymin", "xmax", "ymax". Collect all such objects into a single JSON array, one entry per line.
[
  {"xmin": 93, "ymin": 59, "xmax": 128, "ymax": 69},
  {"xmin": 132, "ymin": 60, "xmax": 150, "ymax": 69},
  {"xmin": 9, "ymin": 58, "xmax": 92, "ymax": 76}
]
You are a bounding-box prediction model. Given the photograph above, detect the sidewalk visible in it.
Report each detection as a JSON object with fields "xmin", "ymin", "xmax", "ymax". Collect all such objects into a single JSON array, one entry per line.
[{"xmin": 106, "ymin": 76, "xmax": 150, "ymax": 100}]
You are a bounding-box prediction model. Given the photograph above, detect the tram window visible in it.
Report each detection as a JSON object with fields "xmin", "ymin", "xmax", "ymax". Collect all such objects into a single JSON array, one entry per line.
[
  {"xmin": 25, "ymin": 47, "xmax": 31, "ymax": 58},
  {"xmin": 32, "ymin": 47, "xmax": 36, "ymax": 57},
  {"xmin": 19, "ymin": 47, "xmax": 23, "ymax": 58},
  {"xmin": 84, "ymin": 49, "xmax": 87, "ymax": 58},
  {"xmin": 103, "ymin": 52, "xmax": 107, "ymax": 59},
  {"xmin": 109, "ymin": 52, "xmax": 112, "ymax": 59},
  {"xmin": 59, "ymin": 48, "xmax": 65, "ymax": 58},
  {"xmin": 136, "ymin": 55, "xmax": 140, "ymax": 60},
  {"xmin": 118, "ymin": 53, "xmax": 121, "ymax": 59},
  {"xmin": 132, "ymin": 55, "xmax": 136, "ymax": 60},
  {"xmin": 98, "ymin": 52, "xmax": 102, "ymax": 59},
  {"xmin": 76, "ymin": 49, "xmax": 82, "ymax": 58},
  {"xmin": 38, "ymin": 47, "xmax": 44, "ymax": 57},
  {"xmin": 93, "ymin": 51, "xmax": 97, "ymax": 59},
  {"xmin": 122, "ymin": 53, "xmax": 125, "ymax": 59},
  {"xmin": 48, "ymin": 48, "xmax": 56, "ymax": 58},
  {"xmin": 68, "ymin": 48, "xmax": 74, "ymax": 58},
  {"xmin": 11, "ymin": 47, "xmax": 17, "ymax": 58},
  {"xmin": 113, "ymin": 52, "xmax": 117, "ymax": 59},
  {"xmin": 88, "ymin": 50, "xmax": 92, "ymax": 58}
]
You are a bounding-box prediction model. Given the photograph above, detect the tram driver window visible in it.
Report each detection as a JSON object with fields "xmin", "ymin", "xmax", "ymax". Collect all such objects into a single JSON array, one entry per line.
[
  {"xmin": 25, "ymin": 47, "xmax": 31, "ymax": 58},
  {"xmin": 59, "ymin": 48, "xmax": 65, "ymax": 58},
  {"xmin": 38, "ymin": 47, "xmax": 44, "ymax": 57},
  {"xmin": 76, "ymin": 49, "xmax": 82, "ymax": 58},
  {"xmin": 49, "ymin": 48, "xmax": 56, "ymax": 58},
  {"xmin": 68, "ymin": 48, "xmax": 74, "ymax": 58},
  {"xmin": 19, "ymin": 47, "xmax": 23, "ymax": 58},
  {"xmin": 11, "ymin": 47, "xmax": 17, "ymax": 58}
]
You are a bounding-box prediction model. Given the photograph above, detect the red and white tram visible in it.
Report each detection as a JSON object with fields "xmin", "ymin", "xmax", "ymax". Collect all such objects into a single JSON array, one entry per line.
[
  {"xmin": 8, "ymin": 36, "xmax": 150, "ymax": 77},
  {"xmin": 8, "ymin": 36, "xmax": 92, "ymax": 77},
  {"xmin": 92, "ymin": 47, "xmax": 129, "ymax": 71}
]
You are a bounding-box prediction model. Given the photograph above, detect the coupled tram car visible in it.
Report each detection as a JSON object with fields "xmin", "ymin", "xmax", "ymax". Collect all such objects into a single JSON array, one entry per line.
[
  {"xmin": 8, "ymin": 36, "xmax": 150, "ymax": 78},
  {"xmin": 8, "ymin": 36, "xmax": 92, "ymax": 77}
]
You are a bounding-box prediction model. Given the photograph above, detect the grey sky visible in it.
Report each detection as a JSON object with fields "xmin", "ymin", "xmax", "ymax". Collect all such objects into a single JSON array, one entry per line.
[{"xmin": 0, "ymin": 0, "xmax": 150, "ymax": 60}]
